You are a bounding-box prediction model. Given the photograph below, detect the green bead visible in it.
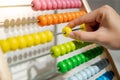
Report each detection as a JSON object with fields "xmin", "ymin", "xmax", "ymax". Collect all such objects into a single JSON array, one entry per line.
[
  {"xmin": 78, "ymin": 54, "xmax": 86, "ymax": 63},
  {"xmin": 67, "ymin": 41, "xmax": 76, "ymax": 51},
  {"xmin": 57, "ymin": 61, "xmax": 68, "ymax": 73},
  {"xmin": 69, "ymin": 57, "xmax": 77, "ymax": 68},
  {"xmin": 73, "ymin": 55, "xmax": 81, "ymax": 66},
  {"xmin": 50, "ymin": 46, "xmax": 61, "ymax": 58},
  {"xmin": 58, "ymin": 44, "xmax": 66, "ymax": 56},
  {"xmin": 63, "ymin": 59, "xmax": 73, "ymax": 71},
  {"xmin": 63, "ymin": 43, "xmax": 71, "ymax": 53}
]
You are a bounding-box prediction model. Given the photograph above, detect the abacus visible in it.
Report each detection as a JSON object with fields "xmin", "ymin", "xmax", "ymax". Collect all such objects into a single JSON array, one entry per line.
[{"xmin": 0, "ymin": 0, "xmax": 119, "ymax": 80}]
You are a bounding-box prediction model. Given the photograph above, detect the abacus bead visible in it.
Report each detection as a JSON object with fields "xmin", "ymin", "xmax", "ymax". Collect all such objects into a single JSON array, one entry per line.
[
  {"xmin": 73, "ymin": 55, "xmax": 81, "ymax": 65},
  {"xmin": 74, "ymin": 0, "xmax": 78, "ymax": 8},
  {"xmin": 66, "ymin": 0, "xmax": 71, "ymax": 8},
  {"xmin": 51, "ymin": 0, "xmax": 57, "ymax": 9},
  {"xmin": 79, "ymin": 71, "xmax": 88, "ymax": 80},
  {"xmin": 58, "ymin": 44, "xmax": 66, "ymax": 55},
  {"xmin": 69, "ymin": 0, "xmax": 74, "ymax": 8},
  {"xmin": 32, "ymin": 0, "xmax": 41, "ymax": 11},
  {"xmin": 71, "ymin": 12, "xmax": 76, "ymax": 20},
  {"xmin": 77, "ymin": 0, "xmax": 82, "ymax": 8},
  {"xmin": 69, "ymin": 57, "xmax": 77, "ymax": 68},
  {"xmin": 50, "ymin": 46, "xmax": 61, "ymax": 57},
  {"xmin": 46, "ymin": 0, "xmax": 52, "ymax": 10},
  {"xmin": 39, "ymin": 0, "xmax": 47, "ymax": 10},
  {"xmin": 74, "ymin": 73, "xmax": 83, "ymax": 80},
  {"xmin": 87, "ymin": 66, "xmax": 96, "ymax": 76},
  {"xmin": 68, "ymin": 76, "xmax": 78, "ymax": 80},
  {"xmin": 56, "ymin": 0, "xmax": 62, "ymax": 9},
  {"xmin": 56, "ymin": 14, "xmax": 64, "ymax": 23},
  {"xmin": 16, "ymin": 36, "xmax": 27, "ymax": 49},
  {"xmin": 83, "ymin": 68, "xmax": 92, "ymax": 78},
  {"xmin": 44, "ymin": 30, "xmax": 53, "ymax": 42},
  {"xmin": 80, "ymin": 24, "xmax": 86, "ymax": 31},
  {"xmin": 67, "ymin": 42, "xmax": 76, "ymax": 51},
  {"xmin": 57, "ymin": 61, "xmax": 68, "ymax": 73},
  {"xmin": 52, "ymin": 14, "xmax": 58, "ymax": 24},
  {"xmin": 38, "ymin": 32, "xmax": 47, "ymax": 44},
  {"xmin": 62, "ymin": 26, "xmax": 72, "ymax": 37},
  {"xmin": 37, "ymin": 15, "xmax": 47, "ymax": 26},
  {"xmin": 92, "ymin": 66, "xmax": 100, "ymax": 73},
  {"xmin": 61, "ymin": 0, "xmax": 67, "ymax": 9},
  {"xmin": 31, "ymin": 33, "xmax": 41, "ymax": 45},
  {"xmin": 7, "ymin": 37, "xmax": 19, "ymax": 50},
  {"xmin": 0, "ymin": 40, "xmax": 10, "ymax": 52},
  {"xmin": 62, "ymin": 13, "xmax": 68, "ymax": 22},
  {"xmin": 78, "ymin": 54, "xmax": 86, "ymax": 63},
  {"xmin": 63, "ymin": 59, "xmax": 73, "ymax": 71},
  {"xmin": 46, "ymin": 15, "xmax": 53, "ymax": 25},
  {"xmin": 63, "ymin": 43, "xmax": 71, "ymax": 53},
  {"xmin": 24, "ymin": 34, "xmax": 34, "ymax": 47},
  {"xmin": 66, "ymin": 13, "xmax": 72, "ymax": 21}
]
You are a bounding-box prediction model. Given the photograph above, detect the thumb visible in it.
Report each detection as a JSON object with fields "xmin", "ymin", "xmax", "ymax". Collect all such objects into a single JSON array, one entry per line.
[{"xmin": 69, "ymin": 30, "xmax": 97, "ymax": 42}]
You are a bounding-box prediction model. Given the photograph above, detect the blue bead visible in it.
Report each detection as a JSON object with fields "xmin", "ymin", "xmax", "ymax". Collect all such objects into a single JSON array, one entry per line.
[
  {"xmin": 96, "ymin": 77, "xmax": 103, "ymax": 80},
  {"xmin": 83, "ymin": 68, "xmax": 92, "ymax": 78},
  {"xmin": 74, "ymin": 73, "xmax": 83, "ymax": 80},
  {"xmin": 68, "ymin": 76, "xmax": 78, "ymax": 80},
  {"xmin": 100, "ymin": 76, "xmax": 110, "ymax": 80}
]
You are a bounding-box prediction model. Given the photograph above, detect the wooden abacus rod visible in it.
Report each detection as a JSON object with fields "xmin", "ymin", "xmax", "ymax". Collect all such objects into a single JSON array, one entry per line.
[{"xmin": 0, "ymin": 4, "xmax": 33, "ymax": 8}]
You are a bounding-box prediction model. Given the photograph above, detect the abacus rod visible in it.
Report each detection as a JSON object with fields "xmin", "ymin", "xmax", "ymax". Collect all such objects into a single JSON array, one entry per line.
[
  {"xmin": 56, "ymin": 28, "xmax": 83, "ymax": 35},
  {"xmin": 0, "ymin": 4, "xmax": 33, "ymax": 8}
]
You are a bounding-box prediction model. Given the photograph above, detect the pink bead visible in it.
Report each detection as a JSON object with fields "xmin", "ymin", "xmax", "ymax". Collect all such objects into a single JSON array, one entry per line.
[
  {"xmin": 77, "ymin": 0, "xmax": 82, "ymax": 8},
  {"xmin": 39, "ymin": 0, "xmax": 47, "ymax": 10},
  {"xmin": 56, "ymin": 0, "xmax": 62, "ymax": 9},
  {"xmin": 69, "ymin": 0, "xmax": 75, "ymax": 8},
  {"xmin": 74, "ymin": 0, "xmax": 78, "ymax": 8},
  {"xmin": 66, "ymin": 0, "xmax": 71, "ymax": 8},
  {"xmin": 46, "ymin": 0, "xmax": 52, "ymax": 10},
  {"xmin": 32, "ymin": 0, "xmax": 41, "ymax": 11},
  {"xmin": 61, "ymin": 0, "xmax": 67, "ymax": 9},
  {"xmin": 51, "ymin": 0, "xmax": 57, "ymax": 10}
]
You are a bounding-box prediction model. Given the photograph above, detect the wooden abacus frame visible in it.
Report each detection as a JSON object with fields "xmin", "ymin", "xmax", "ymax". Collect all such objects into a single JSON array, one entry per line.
[{"xmin": 82, "ymin": 0, "xmax": 120, "ymax": 79}]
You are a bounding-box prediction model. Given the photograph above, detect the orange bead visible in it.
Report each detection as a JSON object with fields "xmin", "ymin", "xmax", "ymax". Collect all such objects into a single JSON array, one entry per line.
[
  {"xmin": 37, "ymin": 15, "xmax": 48, "ymax": 26},
  {"xmin": 66, "ymin": 13, "xmax": 72, "ymax": 21},
  {"xmin": 51, "ymin": 14, "xmax": 58, "ymax": 24},
  {"xmin": 62, "ymin": 13, "xmax": 68, "ymax": 22},
  {"xmin": 56, "ymin": 14, "xmax": 63, "ymax": 23},
  {"xmin": 70, "ymin": 12, "xmax": 76, "ymax": 20},
  {"xmin": 75, "ymin": 12, "xmax": 80, "ymax": 18},
  {"xmin": 45, "ymin": 15, "xmax": 53, "ymax": 25}
]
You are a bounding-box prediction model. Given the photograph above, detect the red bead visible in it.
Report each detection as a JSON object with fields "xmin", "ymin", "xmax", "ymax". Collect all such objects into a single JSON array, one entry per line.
[
  {"xmin": 61, "ymin": 0, "xmax": 67, "ymax": 9},
  {"xmin": 46, "ymin": 0, "xmax": 52, "ymax": 10},
  {"xmin": 56, "ymin": 0, "xmax": 62, "ymax": 9},
  {"xmin": 32, "ymin": 0, "xmax": 41, "ymax": 11},
  {"xmin": 39, "ymin": 0, "xmax": 47, "ymax": 10},
  {"xmin": 51, "ymin": 0, "xmax": 57, "ymax": 10}
]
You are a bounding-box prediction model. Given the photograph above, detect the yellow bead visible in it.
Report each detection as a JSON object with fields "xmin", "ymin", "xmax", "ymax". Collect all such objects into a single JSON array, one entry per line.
[
  {"xmin": 7, "ymin": 37, "xmax": 19, "ymax": 50},
  {"xmin": 0, "ymin": 40, "xmax": 10, "ymax": 52},
  {"xmin": 44, "ymin": 30, "xmax": 53, "ymax": 42},
  {"xmin": 24, "ymin": 34, "xmax": 34, "ymax": 47},
  {"xmin": 31, "ymin": 33, "xmax": 41, "ymax": 45},
  {"xmin": 80, "ymin": 24, "xmax": 86, "ymax": 31},
  {"xmin": 16, "ymin": 36, "xmax": 27, "ymax": 49},
  {"xmin": 50, "ymin": 46, "xmax": 61, "ymax": 58},
  {"xmin": 62, "ymin": 26, "xmax": 72, "ymax": 37},
  {"xmin": 38, "ymin": 32, "xmax": 47, "ymax": 44}
]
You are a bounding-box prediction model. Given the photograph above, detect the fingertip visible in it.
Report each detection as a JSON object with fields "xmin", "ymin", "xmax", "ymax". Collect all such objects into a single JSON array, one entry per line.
[{"xmin": 69, "ymin": 32, "xmax": 75, "ymax": 39}]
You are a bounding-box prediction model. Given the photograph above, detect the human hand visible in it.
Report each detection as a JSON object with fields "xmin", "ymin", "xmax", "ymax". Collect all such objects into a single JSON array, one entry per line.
[{"xmin": 68, "ymin": 5, "xmax": 120, "ymax": 49}]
